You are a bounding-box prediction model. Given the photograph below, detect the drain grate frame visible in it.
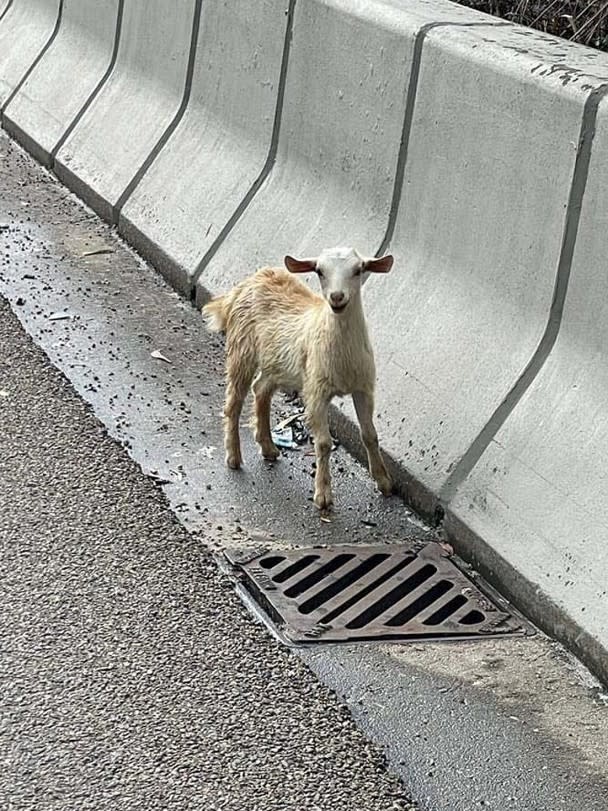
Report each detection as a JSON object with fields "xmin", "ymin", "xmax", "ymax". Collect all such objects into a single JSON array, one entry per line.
[{"xmin": 225, "ymin": 543, "xmax": 528, "ymax": 645}]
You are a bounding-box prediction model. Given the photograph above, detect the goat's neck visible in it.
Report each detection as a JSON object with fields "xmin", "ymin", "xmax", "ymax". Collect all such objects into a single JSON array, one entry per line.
[{"xmin": 324, "ymin": 294, "xmax": 370, "ymax": 346}]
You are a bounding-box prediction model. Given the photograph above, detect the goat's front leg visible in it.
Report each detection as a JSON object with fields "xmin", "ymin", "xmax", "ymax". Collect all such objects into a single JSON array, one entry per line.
[
  {"xmin": 352, "ymin": 390, "xmax": 392, "ymax": 496},
  {"xmin": 306, "ymin": 396, "xmax": 333, "ymax": 511}
]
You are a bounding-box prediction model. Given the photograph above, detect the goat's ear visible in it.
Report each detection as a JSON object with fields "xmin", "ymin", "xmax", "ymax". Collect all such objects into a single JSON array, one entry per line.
[
  {"xmin": 364, "ymin": 254, "xmax": 394, "ymax": 274},
  {"xmin": 284, "ymin": 255, "xmax": 317, "ymax": 274}
]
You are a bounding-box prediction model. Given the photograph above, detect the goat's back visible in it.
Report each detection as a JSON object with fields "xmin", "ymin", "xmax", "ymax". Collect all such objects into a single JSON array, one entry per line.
[
  {"xmin": 203, "ymin": 268, "xmax": 323, "ymax": 388},
  {"xmin": 250, "ymin": 267, "xmax": 319, "ymax": 314},
  {"xmin": 203, "ymin": 268, "xmax": 320, "ymax": 331}
]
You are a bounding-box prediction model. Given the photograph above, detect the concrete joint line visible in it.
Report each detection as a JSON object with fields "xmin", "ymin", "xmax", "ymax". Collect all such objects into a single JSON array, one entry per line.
[
  {"xmin": 49, "ymin": 0, "xmax": 125, "ymax": 164},
  {"xmin": 439, "ymin": 81, "xmax": 608, "ymax": 506},
  {"xmin": 190, "ymin": 0, "xmax": 297, "ymax": 294},
  {"xmin": 377, "ymin": 20, "xmax": 509, "ymax": 258},
  {"xmin": 0, "ymin": 0, "xmax": 64, "ymax": 116},
  {"xmin": 0, "ymin": 0, "xmax": 14, "ymax": 24},
  {"xmin": 112, "ymin": 0, "xmax": 204, "ymax": 225}
]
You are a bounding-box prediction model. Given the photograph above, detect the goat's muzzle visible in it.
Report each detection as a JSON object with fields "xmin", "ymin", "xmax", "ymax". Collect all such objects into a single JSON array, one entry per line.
[{"xmin": 329, "ymin": 291, "xmax": 347, "ymax": 313}]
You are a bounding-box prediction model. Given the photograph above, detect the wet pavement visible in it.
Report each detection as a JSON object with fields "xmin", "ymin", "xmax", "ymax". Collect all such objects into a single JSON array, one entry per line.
[
  {"xmin": 0, "ymin": 167, "xmax": 431, "ymax": 550},
  {"xmin": 1, "ymin": 130, "xmax": 608, "ymax": 811}
]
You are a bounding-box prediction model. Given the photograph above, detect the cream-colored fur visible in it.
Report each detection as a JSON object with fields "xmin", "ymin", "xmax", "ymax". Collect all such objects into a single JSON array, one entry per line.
[{"xmin": 202, "ymin": 246, "xmax": 394, "ymax": 511}]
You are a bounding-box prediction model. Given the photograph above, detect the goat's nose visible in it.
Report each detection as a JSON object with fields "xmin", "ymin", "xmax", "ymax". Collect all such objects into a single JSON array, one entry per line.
[{"xmin": 330, "ymin": 291, "xmax": 345, "ymax": 305}]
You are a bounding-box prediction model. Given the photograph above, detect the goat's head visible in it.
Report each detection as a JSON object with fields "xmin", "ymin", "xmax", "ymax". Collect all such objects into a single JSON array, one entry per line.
[{"xmin": 284, "ymin": 247, "xmax": 393, "ymax": 314}]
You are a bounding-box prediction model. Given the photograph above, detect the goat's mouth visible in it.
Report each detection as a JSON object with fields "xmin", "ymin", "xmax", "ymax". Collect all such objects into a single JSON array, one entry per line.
[{"xmin": 330, "ymin": 301, "xmax": 348, "ymax": 314}]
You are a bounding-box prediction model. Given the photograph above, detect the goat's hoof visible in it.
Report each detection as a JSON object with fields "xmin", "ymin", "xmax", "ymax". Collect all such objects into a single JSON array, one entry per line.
[
  {"xmin": 226, "ymin": 452, "xmax": 242, "ymax": 470},
  {"xmin": 377, "ymin": 475, "xmax": 393, "ymax": 497},
  {"xmin": 314, "ymin": 490, "xmax": 334, "ymax": 511},
  {"xmin": 261, "ymin": 443, "xmax": 280, "ymax": 461}
]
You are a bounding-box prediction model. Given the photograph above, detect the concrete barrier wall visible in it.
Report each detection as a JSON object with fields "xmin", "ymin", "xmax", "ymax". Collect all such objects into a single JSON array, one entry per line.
[
  {"xmin": 2, "ymin": 0, "xmax": 608, "ymax": 682},
  {"xmin": 194, "ymin": 0, "xmax": 489, "ymax": 304},
  {"xmin": 2, "ymin": 0, "xmax": 119, "ymax": 166},
  {"xmin": 119, "ymin": 0, "xmax": 290, "ymax": 296},
  {"xmin": 356, "ymin": 25, "xmax": 608, "ymax": 512},
  {"xmin": 53, "ymin": 0, "xmax": 197, "ymax": 222},
  {"xmin": 447, "ymin": 92, "xmax": 608, "ymax": 682},
  {"xmin": 0, "ymin": 0, "xmax": 60, "ymax": 108}
]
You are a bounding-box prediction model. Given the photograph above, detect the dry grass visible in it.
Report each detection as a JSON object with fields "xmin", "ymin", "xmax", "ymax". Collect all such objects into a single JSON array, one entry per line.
[{"xmin": 457, "ymin": 0, "xmax": 608, "ymax": 52}]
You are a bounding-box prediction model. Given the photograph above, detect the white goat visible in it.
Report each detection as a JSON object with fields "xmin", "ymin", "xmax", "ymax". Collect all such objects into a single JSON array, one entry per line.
[{"xmin": 202, "ymin": 246, "xmax": 394, "ymax": 510}]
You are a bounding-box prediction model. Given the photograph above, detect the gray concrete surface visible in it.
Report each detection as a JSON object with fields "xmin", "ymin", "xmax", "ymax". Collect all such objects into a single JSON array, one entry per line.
[
  {"xmin": 0, "ymin": 0, "xmax": 60, "ymax": 107},
  {"xmin": 348, "ymin": 24, "xmax": 608, "ymax": 686},
  {"xmin": 119, "ymin": 0, "xmax": 289, "ymax": 295},
  {"xmin": 53, "ymin": 0, "xmax": 196, "ymax": 222},
  {"xmin": 0, "ymin": 296, "xmax": 414, "ymax": 811},
  {"xmin": 2, "ymin": 131, "xmax": 608, "ymax": 811},
  {"xmin": 358, "ymin": 23, "xmax": 608, "ymax": 509},
  {"xmin": 2, "ymin": 0, "xmax": 119, "ymax": 166},
  {"xmin": 449, "ymin": 89, "xmax": 608, "ymax": 687},
  {"xmin": 193, "ymin": 0, "xmax": 448, "ymax": 301}
]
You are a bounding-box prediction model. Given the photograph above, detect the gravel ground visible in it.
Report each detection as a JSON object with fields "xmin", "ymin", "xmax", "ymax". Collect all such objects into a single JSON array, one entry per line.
[{"xmin": 0, "ymin": 297, "xmax": 415, "ymax": 811}]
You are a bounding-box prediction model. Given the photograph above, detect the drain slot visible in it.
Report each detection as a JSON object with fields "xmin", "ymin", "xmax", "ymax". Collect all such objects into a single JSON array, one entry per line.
[
  {"xmin": 299, "ymin": 553, "xmax": 389, "ymax": 615},
  {"xmin": 321, "ymin": 555, "xmax": 416, "ymax": 624},
  {"xmin": 284, "ymin": 553, "xmax": 355, "ymax": 597},
  {"xmin": 346, "ymin": 562, "xmax": 436, "ymax": 629},
  {"xmin": 385, "ymin": 579, "xmax": 453, "ymax": 627},
  {"xmin": 226, "ymin": 542, "xmax": 527, "ymax": 644},
  {"xmin": 424, "ymin": 594, "xmax": 468, "ymax": 625},
  {"xmin": 272, "ymin": 554, "xmax": 319, "ymax": 583}
]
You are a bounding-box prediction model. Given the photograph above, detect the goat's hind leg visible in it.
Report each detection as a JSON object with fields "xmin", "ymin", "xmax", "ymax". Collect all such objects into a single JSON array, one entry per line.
[
  {"xmin": 223, "ymin": 354, "xmax": 255, "ymax": 470},
  {"xmin": 252, "ymin": 372, "xmax": 279, "ymax": 460},
  {"xmin": 353, "ymin": 390, "xmax": 392, "ymax": 496}
]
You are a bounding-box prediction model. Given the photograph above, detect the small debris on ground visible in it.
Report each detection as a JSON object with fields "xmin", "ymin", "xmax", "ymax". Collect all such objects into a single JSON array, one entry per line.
[
  {"xmin": 271, "ymin": 406, "xmax": 309, "ymax": 450},
  {"xmin": 151, "ymin": 349, "xmax": 171, "ymax": 363},
  {"xmin": 80, "ymin": 247, "xmax": 114, "ymax": 259},
  {"xmin": 81, "ymin": 247, "xmax": 115, "ymax": 257},
  {"xmin": 273, "ymin": 412, "xmax": 303, "ymax": 432},
  {"xmin": 148, "ymin": 470, "xmax": 171, "ymax": 485},
  {"xmin": 271, "ymin": 426, "xmax": 299, "ymax": 450},
  {"xmin": 48, "ymin": 311, "xmax": 72, "ymax": 321}
]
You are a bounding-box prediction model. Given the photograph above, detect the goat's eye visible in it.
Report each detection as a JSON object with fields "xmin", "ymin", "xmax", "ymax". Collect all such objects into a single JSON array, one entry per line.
[
  {"xmin": 354, "ymin": 267, "xmax": 362, "ymax": 277},
  {"xmin": 316, "ymin": 269, "xmax": 324, "ymax": 279}
]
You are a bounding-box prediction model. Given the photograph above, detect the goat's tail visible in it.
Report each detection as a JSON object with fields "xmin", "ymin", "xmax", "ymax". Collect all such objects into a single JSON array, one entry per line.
[{"xmin": 202, "ymin": 293, "xmax": 231, "ymax": 333}]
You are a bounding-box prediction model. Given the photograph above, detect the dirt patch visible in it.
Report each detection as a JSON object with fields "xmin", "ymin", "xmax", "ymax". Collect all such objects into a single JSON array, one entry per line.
[{"xmin": 456, "ymin": 0, "xmax": 608, "ymax": 53}]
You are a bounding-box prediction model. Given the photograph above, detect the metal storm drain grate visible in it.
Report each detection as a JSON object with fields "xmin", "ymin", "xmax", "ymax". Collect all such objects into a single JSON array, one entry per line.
[{"xmin": 225, "ymin": 543, "xmax": 525, "ymax": 644}]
